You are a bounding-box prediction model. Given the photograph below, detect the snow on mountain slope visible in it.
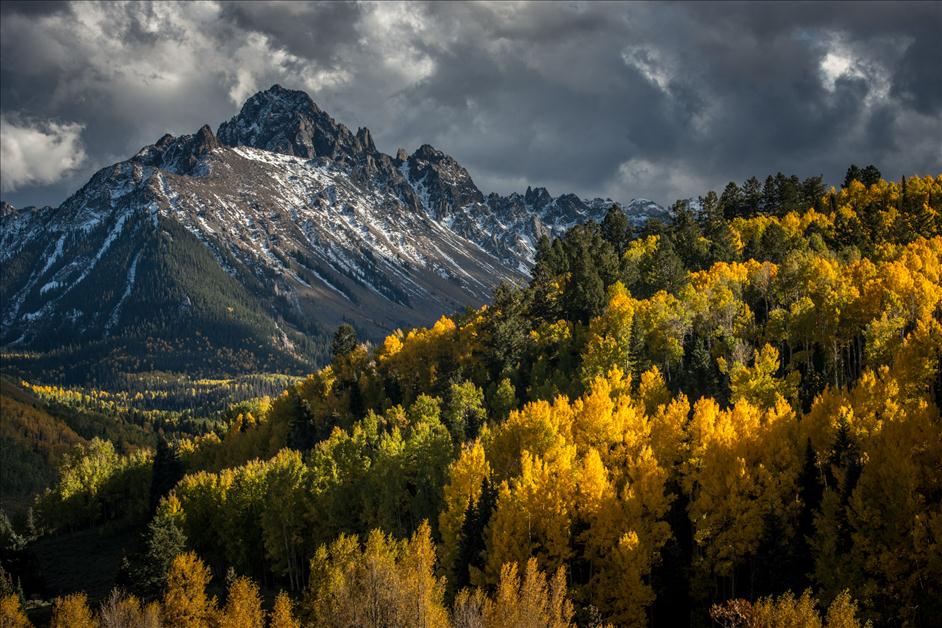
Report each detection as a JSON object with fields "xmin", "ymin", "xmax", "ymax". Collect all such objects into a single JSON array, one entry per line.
[{"xmin": 0, "ymin": 85, "xmax": 665, "ymax": 373}]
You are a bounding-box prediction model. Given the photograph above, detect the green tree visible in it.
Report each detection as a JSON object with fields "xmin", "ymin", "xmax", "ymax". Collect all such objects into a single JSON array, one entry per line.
[
  {"xmin": 131, "ymin": 505, "xmax": 188, "ymax": 598},
  {"xmin": 601, "ymin": 204, "xmax": 632, "ymax": 254},
  {"xmin": 331, "ymin": 324, "xmax": 359, "ymax": 359},
  {"xmin": 444, "ymin": 381, "xmax": 487, "ymax": 442}
]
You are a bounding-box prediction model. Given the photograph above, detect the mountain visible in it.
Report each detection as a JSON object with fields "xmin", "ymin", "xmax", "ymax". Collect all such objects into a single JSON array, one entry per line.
[{"xmin": 1, "ymin": 85, "xmax": 665, "ymax": 380}]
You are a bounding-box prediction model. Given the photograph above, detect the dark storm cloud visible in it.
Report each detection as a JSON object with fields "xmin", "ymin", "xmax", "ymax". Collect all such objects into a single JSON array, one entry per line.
[
  {"xmin": 219, "ymin": 1, "xmax": 363, "ymax": 64},
  {"xmin": 0, "ymin": 1, "xmax": 70, "ymax": 17},
  {"xmin": 1, "ymin": 1, "xmax": 939, "ymax": 208}
]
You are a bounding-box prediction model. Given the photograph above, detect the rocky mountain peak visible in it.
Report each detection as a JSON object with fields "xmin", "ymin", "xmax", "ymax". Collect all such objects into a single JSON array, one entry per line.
[
  {"xmin": 216, "ymin": 84, "xmax": 370, "ymax": 164},
  {"xmin": 405, "ymin": 144, "xmax": 485, "ymax": 218},
  {"xmin": 132, "ymin": 124, "xmax": 220, "ymax": 175},
  {"xmin": 356, "ymin": 127, "xmax": 376, "ymax": 153},
  {"xmin": 524, "ymin": 186, "xmax": 552, "ymax": 210}
]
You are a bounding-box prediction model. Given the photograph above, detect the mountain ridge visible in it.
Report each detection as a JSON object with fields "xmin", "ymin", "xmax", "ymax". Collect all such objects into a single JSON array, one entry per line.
[{"xmin": 1, "ymin": 85, "xmax": 666, "ymax": 380}]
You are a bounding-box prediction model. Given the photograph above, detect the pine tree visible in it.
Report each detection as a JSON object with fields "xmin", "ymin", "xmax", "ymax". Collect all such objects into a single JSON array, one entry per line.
[
  {"xmin": 149, "ymin": 437, "xmax": 183, "ymax": 514},
  {"xmin": 719, "ymin": 181, "xmax": 743, "ymax": 218},
  {"xmin": 825, "ymin": 416, "xmax": 862, "ymax": 556},
  {"xmin": 761, "ymin": 175, "xmax": 778, "ymax": 212},
  {"xmin": 285, "ymin": 389, "xmax": 316, "ymax": 451},
  {"xmin": 742, "ymin": 176, "xmax": 762, "ymax": 217},
  {"xmin": 601, "ymin": 204, "xmax": 631, "ymax": 254},
  {"xmin": 860, "ymin": 164, "xmax": 881, "ymax": 187},
  {"xmin": 330, "ymin": 323, "xmax": 358, "ymax": 359},
  {"xmin": 132, "ymin": 510, "xmax": 187, "ymax": 598},
  {"xmin": 801, "ymin": 175, "xmax": 826, "ymax": 211},
  {"xmin": 843, "ymin": 165, "xmax": 863, "ymax": 189},
  {"xmin": 794, "ymin": 439, "xmax": 822, "ymax": 585},
  {"xmin": 453, "ymin": 479, "xmax": 497, "ymax": 590},
  {"xmin": 640, "ymin": 237, "xmax": 686, "ymax": 297}
]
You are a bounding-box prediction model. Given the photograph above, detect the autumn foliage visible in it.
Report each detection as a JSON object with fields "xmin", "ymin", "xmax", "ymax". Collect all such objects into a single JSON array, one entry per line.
[{"xmin": 8, "ymin": 172, "xmax": 940, "ymax": 627}]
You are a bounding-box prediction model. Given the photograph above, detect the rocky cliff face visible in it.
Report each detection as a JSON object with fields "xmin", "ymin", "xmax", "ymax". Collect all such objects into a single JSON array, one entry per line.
[{"xmin": 1, "ymin": 85, "xmax": 665, "ymax": 376}]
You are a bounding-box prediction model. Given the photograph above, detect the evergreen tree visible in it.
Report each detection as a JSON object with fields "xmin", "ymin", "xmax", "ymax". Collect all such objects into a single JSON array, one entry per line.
[
  {"xmin": 330, "ymin": 323, "xmax": 358, "ymax": 359},
  {"xmin": 131, "ymin": 511, "xmax": 187, "ymax": 598},
  {"xmin": 719, "ymin": 181, "xmax": 743, "ymax": 218},
  {"xmin": 860, "ymin": 164, "xmax": 881, "ymax": 187},
  {"xmin": 285, "ymin": 389, "xmax": 316, "ymax": 451},
  {"xmin": 601, "ymin": 204, "xmax": 632, "ymax": 254},
  {"xmin": 801, "ymin": 175, "xmax": 826, "ymax": 211},
  {"xmin": 531, "ymin": 236, "xmax": 564, "ymax": 321},
  {"xmin": 757, "ymin": 221, "xmax": 791, "ymax": 264},
  {"xmin": 741, "ymin": 176, "xmax": 762, "ymax": 217},
  {"xmin": 843, "ymin": 164, "xmax": 863, "ymax": 189},
  {"xmin": 761, "ymin": 175, "xmax": 778, "ymax": 212},
  {"xmin": 794, "ymin": 439, "xmax": 822, "ymax": 585},
  {"xmin": 453, "ymin": 479, "xmax": 497, "ymax": 591},
  {"xmin": 669, "ymin": 200, "xmax": 707, "ymax": 269},
  {"xmin": 639, "ymin": 237, "xmax": 687, "ymax": 297},
  {"xmin": 826, "ymin": 417, "xmax": 863, "ymax": 555},
  {"xmin": 485, "ymin": 283, "xmax": 530, "ymax": 378},
  {"xmin": 564, "ymin": 250, "xmax": 606, "ymax": 323},
  {"xmin": 149, "ymin": 438, "xmax": 183, "ymax": 514}
]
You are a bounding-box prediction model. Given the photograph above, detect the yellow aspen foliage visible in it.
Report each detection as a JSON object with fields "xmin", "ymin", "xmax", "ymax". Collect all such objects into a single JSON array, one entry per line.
[
  {"xmin": 440, "ymin": 440, "xmax": 491, "ymax": 572},
  {"xmin": 575, "ymin": 448, "xmax": 611, "ymax": 520},
  {"xmin": 569, "ymin": 370, "xmax": 634, "ymax": 456},
  {"xmin": 484, "ymin": 398, "xmax": 572, "ymax": 482},
  {"xmin": 632, "ymin": 292, "xmax": 691, "ymax": 379},
  {"xmin": 398, "ymin": 521, "xmax": 450, "ymax": 628},
  {"xmin": 841, "ymin": 395, "xmax": 942, "ymax": 624},
  {"xmin": 50, "ymin": 593, "xmax": 97, "ymax": 628},
  {"xmin": 378, "ymin": 331, "xmax": 404, "ymax": 361},
  {"xmin": 269, "ymin": 592, "xmax": 300, "ymax": 628},
  {"xmin": 0, "ymin": 595, "xmax": 32, "ymax": 628},
  {"xmin": 581, "ymin": 282, "xmax": 636, "ymax": 381},
  {"xmin": 579, "ymin": 446, "xmax": 672, "ymax": 625},
  {"xmin": 220, "ymin": 576, "xmax": 264, "ymax": 628},
  {"xmin": 161, "ymin": 552, "xmax": 218, "ymax": 628},
  {"xmin": 637, "ymin": 366, "xmax": 670, "ymax": 416},
  {"xmin": 888, "ymin": 316, "xmax": 942, "ymax": 399},
  {"xmin": 720, "ymin": 344, "xmax": 799, "ymax": 409},
  {"xmin": 485, "ymin": 447, "xmax": 579, "ymax": 585},
  {"xmin": 482, "ymin": 558, "xmax": 573, "ymax": 628},
  {"xmin": 376, "ymin": 316, "xmax": 464, "ymax": 403},
  {"xmin": 825, "ymin": 591, "xmax": 870, "ymax": 628},
  {"xmin": 685, "ymin": 398, "xmax": 799, "ymax": 579},
  {"xmin": 648, "ymin": 394, "xmax": 690, "ymax": 468},
  {"xmin": 304, "ymin": 534, "xmax": 363, "ymax": 626},
  {"xmin": 623, "ymin": 234, "xmax": 660, "ymax": 264},
  {"xmin": 710, "ymin": 589, "xmax": 869, "ymax": 628},
  {"xmin": 305, "ymin": 522, "xmax": 449, "ymax": 628}
]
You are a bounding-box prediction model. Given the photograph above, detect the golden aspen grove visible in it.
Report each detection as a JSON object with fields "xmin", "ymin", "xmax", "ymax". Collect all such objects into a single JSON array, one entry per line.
[{"xmin": 2, "ymin": 170, "xmax": 941, "ymax": 627}]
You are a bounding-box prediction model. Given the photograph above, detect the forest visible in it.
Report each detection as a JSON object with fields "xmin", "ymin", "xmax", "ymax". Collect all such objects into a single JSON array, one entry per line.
[{"xmin": 1, "ymin": 168, "xmax": 940, "ymax": 627}]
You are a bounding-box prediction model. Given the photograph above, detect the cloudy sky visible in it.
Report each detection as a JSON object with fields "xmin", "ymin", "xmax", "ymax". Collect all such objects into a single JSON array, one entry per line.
[{"xmin": 1, "ymin": 1, "xmax": 940, "ymax": 208}]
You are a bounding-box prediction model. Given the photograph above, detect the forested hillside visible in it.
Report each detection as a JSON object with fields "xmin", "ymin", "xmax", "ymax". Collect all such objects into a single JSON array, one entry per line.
[{"xmin": 2, "ymin": 169, "xmax": 940, "ymax": 627}]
